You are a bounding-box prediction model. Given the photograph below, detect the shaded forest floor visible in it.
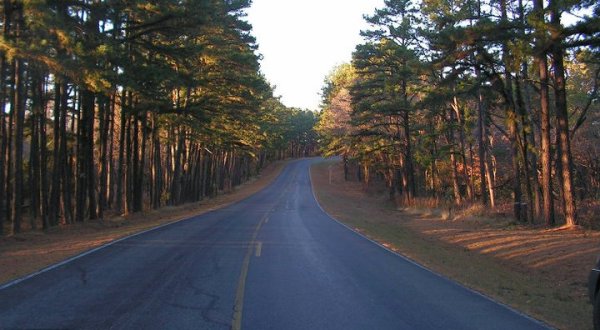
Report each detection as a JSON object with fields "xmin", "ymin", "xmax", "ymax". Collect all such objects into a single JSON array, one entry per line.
[
  {"xmin": 0, "ymin": 160, "xmax": 288, "ymax": 286},
  {"xmin": 311, "ymin": 158, "xmax": 600, "ymax": 330}
]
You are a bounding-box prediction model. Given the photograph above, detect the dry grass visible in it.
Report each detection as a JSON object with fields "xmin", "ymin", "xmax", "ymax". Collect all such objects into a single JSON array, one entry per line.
[
  {"xmin": 0, "ymin": 160, "xmax": 288, "ymax": 285},
  {"xmin": 311, "ymin": 159, "xmax": 600, "ymax": 330}
]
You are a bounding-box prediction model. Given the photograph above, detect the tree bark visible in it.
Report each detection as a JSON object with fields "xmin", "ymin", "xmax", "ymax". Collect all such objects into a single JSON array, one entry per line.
[
  {"xmin": 98, "ymin": 96, "xmax": 110, "ymax": 219},
  {"xmin": 550, "ymin": 2, "xmax": 577, "ymax": 226},
  {"xmin": 29, "ymin": 74, "xmax": 40, "ymax": 229},
  {"xmin": 500, "ymin": 0, "xmax": 523, "ymax": 222},
  {"xmin": 452, "ymin": 95, "xmax": 472, "ymax": 201},
  {"xmin": 38, "ymin": 77, "xmax": 49, "ymax": 230},
  {"xmin": 11, "ymin": 55, "xmax": 24, "ymax": 233},
  {"xmin": 49, "ymin": 81, "xmax": 62, "ymax": 226},
  {"xmin": 60, "ymin": 82, "xmax": 73, "ymax": 224},
  {"xmin": 514, "ymin": 75, "xmax": 534, "ymax": 223},
  {"xmin": 477, "ymin": 88, "xmax": 489, "ymax": 206},
  {"xmin": 116, "ymin": 91, "xmax": 127, "ymax": 214}
]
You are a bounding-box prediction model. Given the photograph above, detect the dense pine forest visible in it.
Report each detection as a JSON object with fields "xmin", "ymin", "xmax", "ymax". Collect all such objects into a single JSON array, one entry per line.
[
  {"xmin": 317, "ymin": 0, "xmax": 600, "ymax": 228},
  {"xmin": 1, "ymin": 0, "xmax": 598, "ymax": 237},
  {"xmin": 0, "ymin": 1, "xmax": 317, "ymax": 236}
]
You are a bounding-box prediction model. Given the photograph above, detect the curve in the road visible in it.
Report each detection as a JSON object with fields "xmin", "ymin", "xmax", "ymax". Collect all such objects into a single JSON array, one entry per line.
[{"xmin": 0, "ymin": 158, "xmax": 550, "ymax": 330}]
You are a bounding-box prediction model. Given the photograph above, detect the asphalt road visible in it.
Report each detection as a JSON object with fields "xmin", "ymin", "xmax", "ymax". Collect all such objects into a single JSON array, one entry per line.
[{"xmin": 0, "ymin": 158, "xmax": 548, "ymax": 329}]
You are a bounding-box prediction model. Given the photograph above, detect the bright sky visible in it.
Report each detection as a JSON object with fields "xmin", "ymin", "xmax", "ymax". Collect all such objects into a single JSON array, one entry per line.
[{"xmin": 245, "ymin": 0, "xmax": 385, "ymax": 110}]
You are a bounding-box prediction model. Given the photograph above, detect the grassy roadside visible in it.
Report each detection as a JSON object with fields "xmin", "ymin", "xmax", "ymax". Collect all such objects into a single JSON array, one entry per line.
[
  {"xmin": 0, "ymin": 160, "xmax": 288, "ymax": 286},
  {"xmin": 311, "ymin": 158, "xmax": 600, "ymax": 330}
]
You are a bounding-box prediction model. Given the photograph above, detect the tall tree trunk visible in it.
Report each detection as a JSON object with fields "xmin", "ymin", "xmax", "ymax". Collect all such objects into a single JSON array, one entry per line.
[
  {"xmin": 500, "ymin": 0, "xmax": 523, "ymax": 222},
  {"xmin": 448, "ymin": 108, "xmax": 462, "ymax": 204},
  {"xmin": 402, "ymin": 93, "xmax": 415, "ymax": 201},
  {"xmin": 131, "ymin": 115, "xmax": 142, "ymax": 212},
  {"xmin": 514, "ymin": 75, "xmax": 534, "ymax": 223},
  {"xmin": 170, "ymin": 127, "xmax": 184, "ymax": 205},
  {"xmin": 85, "ymin": 91, "xmax": 97, "ymax": 220},
  {"xmin": 151, "ymin": 115, "xmax": 162, "ymax": 209},
  {"xmin": 477, "ymin": 87, "xmax": 489, "ymax": 206},
  {"xmin": 98, "ymin": 96, "xmax": 110, "ymax": 219},
  {"xmin": 450, "ymin": 150, "xmax": 461, "ymax": 205},
  {"xmin": 0, "ymin": 84, "xmax": 5, "ymax": 235},
  {"xmin": 136, "ymin": 113, "xmax": 148, "ymax": 211},
  {"xmin": 60, "ymin": 81, "xmax": 73, "ymax": 224},
  {"xmin": 550, "ymin": 2, "xmax": 577, "ymax": 226},
  {"xmin": 29, "ymin": 75, "xmax": 40, "ymax": 230},
  {"xmin": 38, "ymin": 77, "xmax": 49, "ymax": 230},
  {"xmin": 11, "ymin": 48, "xmax": 24, "ymax": 233},
  {"xmin": 75, "ymin": 90, "xmax": 85, "ymax": 222},
  {"xmin": 50, "ymin": 81, "xmax": 62, "ymax": 226},
  {"xmin": 107, "ymin": 95, "xmax": 116, "ymax": 209},
  {"xmin": 0, "ymin": 34, "xmax": 7, "ymax": 235},
  {"xmin": 116, "ymin": 91, "xmax": 127, "ymax": 214},
  {"xmin": 75, "ymin": 89, "xmax": 97, "ymax": 221},
  {"xmin": 485, "ymin": 150, "xmax": 496, "ymax": 208},
  {"xmin": 125, "ymin": 115, "xmax": 133, "ymax": 213},
  {"xmin": 6, "ymin": 85, "xmax": 13, "ymax": 228},
  {"xmin": 453, "ymin": 95, "xmax": 472, "ymax": 201}
]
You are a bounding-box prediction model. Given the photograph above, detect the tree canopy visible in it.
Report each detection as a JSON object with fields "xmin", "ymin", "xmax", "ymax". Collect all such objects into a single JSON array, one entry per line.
[
  {"xmin": 0, "ymin": 0, "xmax": 317, "ymax": 235},
  {"xmin": 317, "ymin": 0, "xmax": 600, "ymax": 227}
]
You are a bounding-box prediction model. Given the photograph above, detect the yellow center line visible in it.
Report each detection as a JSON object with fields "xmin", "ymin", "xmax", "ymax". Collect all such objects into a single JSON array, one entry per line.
[
  {"xmin": 231, "ymin": 213, "xmax": 269, "ymax": 330},
  {"xmin": 255, "ymin": 241, "xmax": 263, "ymax": 257}
]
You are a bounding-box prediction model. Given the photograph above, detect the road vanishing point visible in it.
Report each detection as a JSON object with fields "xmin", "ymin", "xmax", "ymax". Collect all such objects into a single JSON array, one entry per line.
[{"xmin": 0, "ymin": 158, "xmax": 548, "ymax": 329}]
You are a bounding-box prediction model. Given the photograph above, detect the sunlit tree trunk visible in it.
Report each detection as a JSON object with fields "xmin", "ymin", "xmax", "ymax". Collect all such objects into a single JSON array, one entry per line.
[
  {"xmin": 116, "ymin": 91, "xmax": 127, "ymax": 214},
  {"xmin": 402, "ymin": 86, "xmax": 416, "ymax": 201},
  {"xmin": 550, "ymin": 1, "xmax": 577, "ymax": 227},
  {"xmin": 448, "ymin": 108, "xmax": 461, "ymax": 204},
  {"xmin": 170, "ymin": 127, "xmax": 184, "ymax": 205},
  {"xmin": 38, "ymin": 76, "xmax": 49, "ymax": 230},
  {"xmin": 60, "ymin": 82, "xmax": 73, "ymax": 224},
  {"xmin": 49, "ymin": 82, "xmax": 61, "ymax": 226},
  {"xmin": 477, "ymin": 87, "xmax": 489, "ymax": 206},
  {"xmin": 452, "ymin": 95, "xmax": 472, "ymax": 201},
  {"xmin": 485, "ymin": 152, "xmax": 496, "ymax": 208},
  {"xmin": 131, "ymin": 114, "xmax": 142, "ymax": 212},
  {"xmin": 151, "ymin": 114, "xmax": 162, "ymax": 209},
  {"xmin": 514, "ymin": 75, "xmax": 534, "ymax": 222},
  {"xmin": 98, "ymin": 95, "xmax": 110, "ymax": 219}
]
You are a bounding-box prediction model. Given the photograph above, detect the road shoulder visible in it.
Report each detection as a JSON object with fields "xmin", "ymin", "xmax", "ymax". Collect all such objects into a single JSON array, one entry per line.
[{"xmin": 311, "ymin": 158, "xmax": 599, "ymax": 330}]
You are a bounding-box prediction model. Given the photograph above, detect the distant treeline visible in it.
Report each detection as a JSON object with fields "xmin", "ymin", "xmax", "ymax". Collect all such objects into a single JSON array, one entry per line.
[
  {"xmin": 318, "ymin": 0, "xmax": 599, "ymax": 227},
  {"xmin": 0, "ymin": 1, "xmax": 317, "ymax": 235}
]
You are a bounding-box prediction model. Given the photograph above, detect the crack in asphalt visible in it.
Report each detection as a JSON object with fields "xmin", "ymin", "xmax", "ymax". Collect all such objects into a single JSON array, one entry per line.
[{"xmin": 178, "ymin": 277, "xmax": 230, "ymax": 327}]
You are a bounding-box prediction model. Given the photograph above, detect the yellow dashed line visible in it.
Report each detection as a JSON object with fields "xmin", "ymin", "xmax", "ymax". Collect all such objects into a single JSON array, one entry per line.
[
  {"xmin": 232, "ymin": 214, "xmax": 268, "ymax": 330},
  {"xmin": 255, "ymin": 241, "xmax": 262, "ymax": 257}
]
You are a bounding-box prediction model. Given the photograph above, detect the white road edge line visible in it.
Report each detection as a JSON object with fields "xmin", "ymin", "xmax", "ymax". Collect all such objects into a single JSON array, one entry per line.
[
  {"xmin": 308, "ymin": 159, "xmax": 553, "ymax": 330},
  {"xmin": 0, "ymin": 161, "xmax": 300, "ymax": 292},
  {"xmin": 0, "ymin": 212, "xmax": 206, "ymax": 291}
]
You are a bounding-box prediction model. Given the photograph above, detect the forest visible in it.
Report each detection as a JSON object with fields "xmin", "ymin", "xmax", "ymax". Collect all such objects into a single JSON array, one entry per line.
[
  {"xmin": 1, "ymin": 0, "xmax": 598, "ymax": 237},
  {"xmin": 317, "ymin": 0, "xmax": 600, "ymax": 228},
  {"xmin": 0, "ymin": 0, "xmax": 318, "ymax": 236}
]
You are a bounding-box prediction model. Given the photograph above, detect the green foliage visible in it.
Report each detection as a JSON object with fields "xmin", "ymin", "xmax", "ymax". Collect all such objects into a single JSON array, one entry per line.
[
  {"xmin": 318, "ymin": 0, "xmax": 600, "ymax": 221},
  {"xmin": 0, "ymin": 0, "xmax": 318, "ymax": 232}
]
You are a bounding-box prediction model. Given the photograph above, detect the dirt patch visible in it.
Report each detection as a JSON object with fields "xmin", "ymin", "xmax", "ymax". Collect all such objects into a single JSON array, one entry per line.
[
  {"xmin": 311, "ymin": 159, "xmax": 600, "ymax": 330},
  {"xmin": 0, "ymin": 160, "xmax": 288, "ymax": 286}
]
